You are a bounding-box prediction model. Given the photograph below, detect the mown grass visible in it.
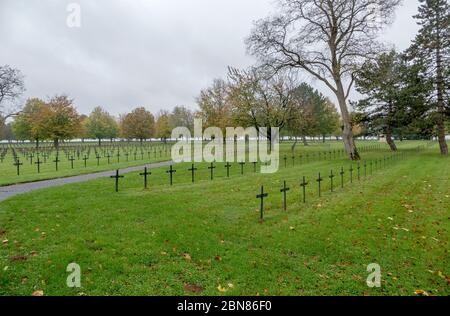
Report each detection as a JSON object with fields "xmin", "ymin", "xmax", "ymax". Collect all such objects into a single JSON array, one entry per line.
[{"xmin": 0, "ymin": 141, "xmax": 448, "ymax": 296}]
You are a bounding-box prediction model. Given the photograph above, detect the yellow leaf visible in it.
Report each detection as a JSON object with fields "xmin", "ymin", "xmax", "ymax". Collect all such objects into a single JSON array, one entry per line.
[
  {"xmin": 217, "ymin": 285, "xmax": 227, "ymax": 293},
  {"xmin": 32, "ymin": 290, "xmax": 44, "ymax": 296},
  {"xmin": 415, "ymin": 290, "xmax": 429, "ymax": 296}
]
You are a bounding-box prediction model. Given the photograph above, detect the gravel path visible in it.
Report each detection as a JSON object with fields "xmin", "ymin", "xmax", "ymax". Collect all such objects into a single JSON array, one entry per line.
[{"xmin": 0, "ymin": 161, "xmax": 174, "ymax": 202}]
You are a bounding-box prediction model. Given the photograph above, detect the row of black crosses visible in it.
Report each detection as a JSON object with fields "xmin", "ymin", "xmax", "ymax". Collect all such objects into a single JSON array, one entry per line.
[
  {"xmin": 256, "ymin": 151, "xmax": 412, "ymax": 221},
  {"xmin": 108, "ymin": 147, "xmax": 410, "ymax": 193},
  {"xmin": 5, "ymin": 143, "xmax": 385, "ymax": 176},
  {"xmin": 109, "ymin": 161, "xmax": 260, "ymax": 191},
  {"xmin": 6, "ymin": 145, "xmax": 172, "ymax": 176}
]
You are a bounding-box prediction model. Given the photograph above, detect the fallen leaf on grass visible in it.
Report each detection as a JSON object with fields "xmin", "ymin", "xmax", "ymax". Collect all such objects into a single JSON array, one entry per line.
[
  {"xmin": 32, "ymin": 290, "xmax": 44, "ymax": 296},
  {"xmin": 9, "ymin": 255, "xmax": 27, "ymax": 262},
  {"xmin": 217, "ymin": 285, "xmax": 227, "ymax": 293},
  {"xmin": 160, "ymin": 251, "xmax": 167, "ymax": 256},
  {"xmin": 184, "ymin": 284, "xmax": 204, "ymax": 294},
  {"xmin": 2, "ymin": 239, "xmax": 8, "ymax": 244},
  {"xmin": 414, "ymin": 290, "xmax": 429, "ymax": 296},
  {"xmin": 214, "ymin": 256, "xmax": 222, "ymax": 262},
  {"xmin": 182, "ymin": 253, "xmax": 192, "ymax": 261}
]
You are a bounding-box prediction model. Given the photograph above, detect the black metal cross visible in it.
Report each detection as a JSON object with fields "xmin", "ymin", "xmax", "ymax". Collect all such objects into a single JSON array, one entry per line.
[
  {"xmin": 300, "ymin": 176, "xmax": 308, "ymax": 203},
  {"xmin": 35, "ymin": 158, "xmax": 43, "ymax": 173},
  {"xmin": 349, "ymin": 166, "xmax": 354, "ymax": 184},
  {"xmin": 225, "ymin": 162, "xmax": 231, "ymax": 178},
  {"xmin": 53, "ymin": 156, "xmax": 60, "ymax": 171},
  {"xmin": 329, "ymin": 170, "xmax": 335, "ymax": 192},
  {"xmin": 110, "ymin": 169, "xmax": 124, "ymax": 192},
  {"xmin": 357, "ymin": 163, "xmax": 361, "ymax": 181},
  {"xmin": 280, "ymin": 181, "xmax": 290, "ymax": 211},
  {"xmin": 239, "ymin": 161, "xmax": 245, "ymax": 175},
  {"xmin": 208, "ymin": 163, "xmax": 216, "ymax": 180},
  {"xmin": 317, "ymin": 172, "xmax": 323, "ymax": 197},
  {"xmin": 166, "ymin": 165, "xmax": 176, "ymax": 185},
  {"xmin": 256, "ymin": 186, "xmax": 268, "ymax": 221},
  {"xmin": 14, "ymin": 159, "xmax": 23, "ymax": 176},
  {"xmin": 83, "ymin": 155, "xmax": 88, "ymax": 168},
  {"xmin": 139, "ymin": 167, "xmax": 152, "ymax": 189},
  {"xmin": 340, "ymin": 167, "xmax": 345, "ymax": 188},
  {"xmin": 252, "ymin": 161, "xmax": 257, "ymax": 173},
  {"xmin": 188, "ymin": 164, "xmax": 197, "ymax": 183},
  {"xmin": 69, "ymin": 156, "xmax": 75, "ymax": 169},
  {"xmin": 96, "ymin": 154, "xmax": 101, "ymax": 166},
  {"xmin": 106, "ymin": 153, "xmax": 111, "ymax": 164},
  {"xmin": 284, "ymin": 155, "xmax": 287, "ymax": 168}
]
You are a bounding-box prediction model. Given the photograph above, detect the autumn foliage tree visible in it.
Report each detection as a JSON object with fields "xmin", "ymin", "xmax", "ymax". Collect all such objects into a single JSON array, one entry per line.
[
  {"xmin": 120, "ymin": 107, "xmax": 155, "ymax": 143},
  {"xmin": 11, "ymin": 98, "xmax": 49, "ymax": 147},
  {"xmin": 45, "ymin": 95, "xmax": 82, "ymax": 149},
  {"xmin": 84, "ymin": 106, "xmax": 119, "ymax": 145},
  {"xmin": 155, "ymin": 110, "xmax": 172, "ymax": 142}
]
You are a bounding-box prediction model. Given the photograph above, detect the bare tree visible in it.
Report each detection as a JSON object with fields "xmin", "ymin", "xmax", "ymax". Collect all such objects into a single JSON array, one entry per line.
[
  {"xmin": 0, "ymin": 65, "xmax": 25, "ymax": 121},
  {"xmin": 228, "ymin": 67, "xmax": 297, "ymax": 146},
  {"xmin": 246, "ymin": 0, "xmax": 402, "ymax": 160}
]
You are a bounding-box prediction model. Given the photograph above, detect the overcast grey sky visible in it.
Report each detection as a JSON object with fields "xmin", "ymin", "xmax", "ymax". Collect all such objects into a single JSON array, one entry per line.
[{"xmin": 0, "ymin": 0, "xmax": 421, "ymax": 116}]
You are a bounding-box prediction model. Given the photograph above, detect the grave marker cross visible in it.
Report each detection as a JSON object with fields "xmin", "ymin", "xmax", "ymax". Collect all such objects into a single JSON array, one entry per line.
[
  {"xmin": 14, "ymin": 159, "xmax": 23, "ymax": 176},
  {"xmin": 329, "ymin": 170, "xmax": 335, "ymax": 192},
  {"xmin": 110, "ymin": 170, "xmax": 124, "ymax": 192},
  {"xmin": 256, "ymin": 186, "xmax": 268, "ymax": 221},
  {"xmin": 35, "ymin": 158, "xmax": 43, "ymax": 173},
  {"xmin": 139, "ymin": 167, "xmax": 152, "ymax": 189},
  {"xmin": 239, "ymin": 161, "xmax": 245, "ymax": 175},
  {"xmin": 166, "ymin": 165, "xmax": 176, "ymax": 186},
  {"xmin": 53, "ymin": 156, "xmax": 60, "ymax": 171},
  {"xmin": 300, "ymin": 176, "xmax": 308, "ymax": 203},
  {"xmin": 208, "ymin": 163, "xmax": 216, "ymax": 180},
  {"xmin": 280, "ymin": 181, "xmax": 290, "ymax": 211},
  {"xmin": 225, "ymin": 162, "xmax": 231, "ymax": 178},
  {"xmin": 69, "ymin": 156, "xmax": 75, "ymax": 169},
  {"xmin": 188, "ymin": 164, "xmax": 197, "ymax": 183},
  {"xmin": 349, "ymin": 166, "xmax": 354, "ymax": 184},
  {"xmin": 317, "ymin": 172, "xmax": 323, "ymax": 197},
  {"xmin": 83, "ymin": 155, "xmax": 88, "ymax": 168},
  {"xmin": 340, "ymin": 167, "xmax": 345, "ymax": 188}
]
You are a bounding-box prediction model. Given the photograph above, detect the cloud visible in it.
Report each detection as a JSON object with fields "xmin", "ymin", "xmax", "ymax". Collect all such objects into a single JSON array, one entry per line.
[{"xmin": 0, "ymin": 0, "xmax": 420, "ymax": 116}]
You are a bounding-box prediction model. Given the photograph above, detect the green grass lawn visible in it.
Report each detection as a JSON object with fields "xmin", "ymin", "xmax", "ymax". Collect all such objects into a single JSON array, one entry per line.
[{"xmin": 0, "ymin": 141, "xmax": 448, "ymax": 296}]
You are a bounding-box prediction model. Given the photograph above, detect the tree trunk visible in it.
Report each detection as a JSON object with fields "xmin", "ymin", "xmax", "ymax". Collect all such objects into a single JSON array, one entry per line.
[
  {"xmin": 98, "ymin": 138, "xmax": 102, "ymax": 146},
  {"xmin": 53, "ymin": 138, "xmax": 59, "ymax": 149},
  {"xmin": 35, "ymin": 138, "xmax": 39, "ymax": 149},
  {"xmin": 302, "ymin": 135, "xmax": 308, "ymax": 146},
  {"xmin": 336, "ymin": 84, "xmax": 360, "ymax": 160},
  {"xmin": 385, "ymin": 128, "xmax": 397, "ymax": 151},
  {"xmin": 436, "ymin": 35, "xmax": 449, "ymax": 156}
]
